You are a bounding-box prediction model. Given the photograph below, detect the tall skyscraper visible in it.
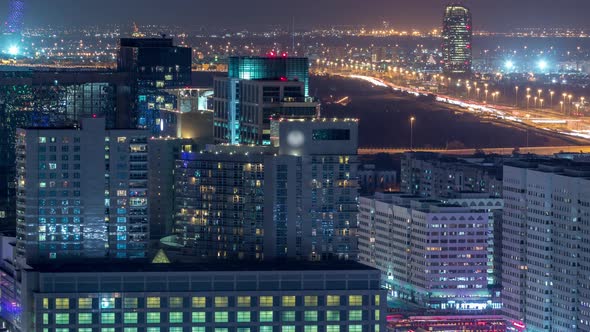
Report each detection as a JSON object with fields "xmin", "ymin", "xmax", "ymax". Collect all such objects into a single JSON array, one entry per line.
[
  {"xmin": 174, "ymin": 118, "xmax": 359, "ymax": 261},
  {"xmin": 118, "ymin": 37, "xmax": 192, "ymax": 135},
  {"xmin": 214, "ymin": 55, "xmax": 319, "ymax": 145},
  {"xmin": 442, "ymin": 4, "xmax": 473, "ymax": 76},
  {"xmin": 4, "ymin": 0, "xmax": 24, "ymax": 35},
  {"xmin": 0, "ymin": 69, "xmax": 135, "ymax": 235},
  {"xmin": 502, "ymin": 159, "xmax": 590, "ymax": 331},
  {"xmin": 16, "ymin": 118, "xmax": 149, "ymax": 264}
]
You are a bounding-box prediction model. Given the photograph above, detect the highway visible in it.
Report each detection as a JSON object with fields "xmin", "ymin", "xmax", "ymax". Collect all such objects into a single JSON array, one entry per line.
[
  {"xmin": 346, "ymin": 73, "xmax": 590, "ymax": 140},
  {"xmin": 359, "ymin": 145, "xmax": 590, "ymax": 156}
]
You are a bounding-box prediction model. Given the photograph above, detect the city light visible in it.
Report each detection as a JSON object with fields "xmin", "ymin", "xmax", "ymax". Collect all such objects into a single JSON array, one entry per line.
[
  {"xmin": 537, "ymin": 59, "xmax": 548, "ymax": 71},
  {"xmin": 7, "ymin": 45, "xmax": 19, "ymax": 56},
  {"xmin": 504, "ymin": 60, "xmax": 515, "ymax": 71}
]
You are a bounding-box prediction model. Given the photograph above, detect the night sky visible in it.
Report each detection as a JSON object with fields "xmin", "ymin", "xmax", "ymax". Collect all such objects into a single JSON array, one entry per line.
[{"xmin": 4, "ymin": 0, "xmax": 590, "ymax": 31}]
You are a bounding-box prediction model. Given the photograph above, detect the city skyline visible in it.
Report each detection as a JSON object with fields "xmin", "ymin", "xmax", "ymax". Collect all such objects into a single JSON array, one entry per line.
[{"xmin": 3, "ymin": 0, "xmax": 590, "ymax": 31}]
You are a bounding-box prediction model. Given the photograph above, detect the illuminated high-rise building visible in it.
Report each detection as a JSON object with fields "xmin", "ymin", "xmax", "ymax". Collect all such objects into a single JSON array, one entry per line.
[
  {"xmin": 118, "ymin": 37, "xmax": 192, "ymax": 135},
  {"xmin": 16, "ymin": 118, "xmax": 149, "ymax": 264},
  {"xmin": 214, "ymin": 55, "xmax": 319, "ymax": 145},
  {"xmin": 174, "ymin": 119, "xmax": 359, "ymax": 261},
  {"xmin": 4, "ymin": 0, "xmax": 24, "ymax": 35},
  {"xmin": 442, "ymin": 4, "xmax": 472, "ymax": 76}
]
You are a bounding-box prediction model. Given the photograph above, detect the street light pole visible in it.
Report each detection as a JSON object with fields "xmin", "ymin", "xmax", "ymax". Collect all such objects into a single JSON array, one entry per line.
[{"xmin": 410, "ymin": 116, "xmax": 415, "ymax": 151}]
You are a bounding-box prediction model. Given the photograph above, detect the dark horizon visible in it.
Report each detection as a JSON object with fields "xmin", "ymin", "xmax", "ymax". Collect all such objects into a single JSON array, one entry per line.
[{"xmin": 3, "ymin": 0, "xmax": 590, "ymax": 32}]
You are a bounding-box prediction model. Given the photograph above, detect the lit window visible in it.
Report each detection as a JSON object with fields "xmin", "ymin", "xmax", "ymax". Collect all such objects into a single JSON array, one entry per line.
[
  {"xmin": 147, "ymin": 312, "xmax": 160, "ymax": 324},
  {"xmin": 124, "ymin": 312, "xmax": 138, "ymax": 324},
  {"xmin": 282, "ymin": 296, "xmax": 296, "ymax": 307},
  {"xmin": 260, "ymin": 327, "xmax": 273, "ymax": 332},
  {"xmin": 326, "ymin": 326, "xmax": 340, "ymax": 332},
  {"xmin": 169, "ymin": 297, "xmax": 183, "ymax": 308},
  {"xmin": 192, "ymin": 312, "xmax": 206, "ymax": 323},
  {"xmin": 117, "ymin": 137, "xmax": 127, "ymax": 143},
  {"xmin": 100, "ymin": 298, "xmax": 115, "ymax": 309},
  {"xmin": 260, "ymin": 296, "xmax": 273, "ymax": 307},
  {"xmin": 348, "ymin": 295, "xmax": 362, "ymax": 306},
  {"xmin": 304, "ymin": 296, "xmax": 318, "ymax": 306},
  {"xmin": 374, "ymin": 310, "xmax": 380, "ymax": 320},
  {"xmin": 101, "ymin": 329, "xmax": 115, "ymax": 332},
  {"xmin": 327, "ymin": 310, "xmax": 340, "ymax": 321},
  {"xmin": 170, "ymin": 328, "xmax": 182, "ymax": 332},
  {"xmin": 55, "ymin": 313, "xmax": 70, "ymax": 324},
  {"xmin": 169, "ymin": 312, "xmax": 183, "ymax": 323},
  {"xmin": 192, "ymin": 328, "xmax": 205, "ymax": 332},
  {"xmin": 124, "ymin": 329, "xmax": 138, "ymax": 332},
  {"xmin": 124, "ymin": 298, "xmax": 138, "ymax": 309},
  {"xmin": 304, "ymin": 327, "xmax": 318, "ymax": 332},
  {"xmin": 349, "ymin": 310, "xmax": 362, "ymax": 321},
  {"xmin": 237, "ymin": 296, "xmax": 251, "ymax": 307},
  {"xmin": 375, "ymin": 325, "xmax": 380, "ymax": 332},
  {"xmin": 42, "ymin": 298, "xmax": 49, "ymax": 309},
  {"xmin": 101, "ymin": 313, "xmax": 115, "ymax": 324},
  {"xmin": 78, "ymin": 313, "xmax": 92, "ymax": 324},
  {"xmin": 282, "ymin": 327, "xmax": 295, "ymax": 332},
  {"xmin": 374, "ymin": 295, "xmax": 380, "ymax": 306},
  {"xmin": 304, "ymin": 311, "xmax": 318, "ymax": 321},
  {"xmin": 39, "ymin": 137, "xmax": 47, "ymax": 143},
  {"xmin": 349, "ymin": 326, "xmax": 363, "ymax": 332},
  {"xmin": 55, "ymin": 298, "xmax": 70, "ymax": 309},
  {"xmin": 78, "ymin": 298, "xmax": 92, "ymax": 309},
  {"xmin": 147, "ymin": 328, "xmax": 160, "ymax": 332},
  {"xmin": 282, "ymin": 311, "xmax": 296, "ymax": 322},
  {"xmin": 237, "ymin": 329, "xmax": 251, "ymax": 332},
  {"xmin": 214, "ymin": 296, "xmax": 228, "ymax": 308},
  {"xmin": 79, "ymin": 328, "xmax": 92, "ymax": 332},
  {"xmin": 327, "ymin": 295, "xmax": 340, "ymax": 306},
  {"xmin": 237, "ymin": 311, "xmax": 251, "ymax": 322},
  {"xmin": 43, "ymin": 313, "xmax": 49, "ymax": 324},
  {"xmin": 214, "ymin": 312, "xmax": 228, "ymax": 323},
  {"xmin": 192, "ymin": 297, "xmax": 206, "ymax": 308},
  {"xmin": 146, "ymin": 297, "xmax": 160, "ymax": 308},
  {"xmin": 259, "ymin": 311, "xmax": 273, "ymax": 322}
]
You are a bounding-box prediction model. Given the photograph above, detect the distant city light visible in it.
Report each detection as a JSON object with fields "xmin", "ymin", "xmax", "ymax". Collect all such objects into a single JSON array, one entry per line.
[
  {"xmin": 538, "ymin": 60, "xmax": 548, "ymax": 71},
  {"xmin": 8, "ymin": 45, "xmax": 19, "ymax": 56},
  {"xmin": 505, "ymin": 60, "xmax": 515, "ymax": 71}
]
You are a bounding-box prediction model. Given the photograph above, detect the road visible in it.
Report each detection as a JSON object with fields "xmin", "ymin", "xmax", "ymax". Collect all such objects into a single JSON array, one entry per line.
[
  {"xmin": 329, "ymin": 71, "xmax": 590, "ymax": 145},
  {"xmin": 359, "ymin": 145, "xmax": 590, "ymax": 155}
]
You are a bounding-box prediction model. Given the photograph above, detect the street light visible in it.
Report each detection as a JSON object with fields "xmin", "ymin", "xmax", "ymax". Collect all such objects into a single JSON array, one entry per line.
[
  {"xmin": 515, "ymin": 86, "xmax": 519, "ymax": 106},
  {"xmin": 410, "ymin": 116, "xmax": 416, "ymax": 151},
  {"xmin": 534, "ymin": 96, "xmax": 538, "ymax": 107},
  {"xmin": 540, "ymin": 99, "xmax": 544, "ymax": 109},
  {"xmin": 560, "ymin": 101, "xmax": 564, "ymax": 113},
  {"xmin": 537, "ymin": 89, "xmax": 542, "ymax": 99},
  {"xmin": 550, "ymin": 91, "xmax": 554, "ymax": 107},
  {"xmin": 526, "ymin": 94, "xmax": 531, "ymax": 109}
]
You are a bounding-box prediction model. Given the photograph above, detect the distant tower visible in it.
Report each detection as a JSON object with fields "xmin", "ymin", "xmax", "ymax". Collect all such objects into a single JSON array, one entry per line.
[
  {"xmin": 442, "ymin": 4, "xmax": 472, "ymax": 76},
  {"xmin": 4, "ymin": 0, "xmax": 24, "ymax": 35}
]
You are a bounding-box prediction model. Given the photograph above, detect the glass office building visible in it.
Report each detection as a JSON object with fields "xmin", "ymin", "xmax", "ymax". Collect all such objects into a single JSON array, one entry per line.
[
  {"xmin": 228, "ymin": 56, "xmax": 309, "ymax": 97},
  {"xmin": 214, "ymin": 56, "xmax": 317, "ymax": 145},
  {"xmin": 0, "ymin": 69, "xmax": 134, "ymax": 235}
]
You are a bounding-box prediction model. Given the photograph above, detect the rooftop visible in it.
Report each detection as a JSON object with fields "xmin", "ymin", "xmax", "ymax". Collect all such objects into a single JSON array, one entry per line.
[{"xmin": 27, "ymin": 259, "xmax": 377, "ymax": 274}]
